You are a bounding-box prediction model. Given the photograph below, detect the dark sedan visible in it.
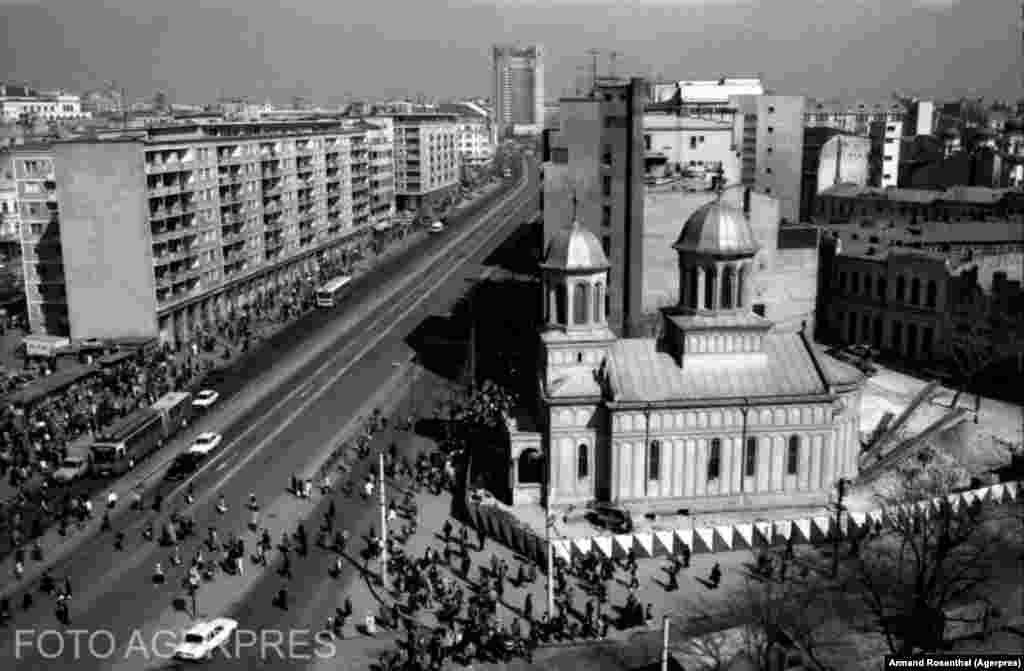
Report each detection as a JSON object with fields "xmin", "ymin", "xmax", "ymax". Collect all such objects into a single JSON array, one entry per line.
[{"xmin": 585, "ymin": 503, "xmax": 633, "ymax": 534}]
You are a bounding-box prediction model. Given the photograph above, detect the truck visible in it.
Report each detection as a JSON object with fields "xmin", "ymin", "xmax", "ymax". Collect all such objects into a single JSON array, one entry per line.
[
  {"xmin": 91, "ymin": 408, "xmax": 167, "ymax": 477},
  {"xmin": 152, "ymin": 391, "xmax": 193, "ymax": 434}
]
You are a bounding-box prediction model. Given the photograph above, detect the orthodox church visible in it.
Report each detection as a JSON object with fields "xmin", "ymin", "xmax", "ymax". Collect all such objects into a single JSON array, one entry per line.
[{"xmin": 507, "ymin": 197, "xmax": 865, "ymax": 511}]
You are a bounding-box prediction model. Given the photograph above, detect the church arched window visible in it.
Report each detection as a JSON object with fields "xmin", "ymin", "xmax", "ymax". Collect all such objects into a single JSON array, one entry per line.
[
  {"xmin": 926, "ymin": 280, "xmax": 937, "ymax": 308},
  {"xmin": 704, "ymin": 267, "xmax": 716, "ymax": 309},
  {"xmin": 689, "ymin": 267, "xmax": 700, "ymax": 308},
  {"xmin": 648, "ymin": 440, "xmax": 661, "ymax": 481},
  {"xmin": 573, "ymin": 282, "xmax": 589, "ymax": 324},
  {"xmin": 555, "ymin": 284, "xmax": 567, "ymax": 325},
  {"xmin": 786, "ymin": 435, "xmax": 800, "ymax": 475},
  {"xmin": 707, "ymin": 438, "xmax": 722, "ymax": 480},
  {"xmin": 737, "ymin": 265, "xmax": 747, "ymax": 308},
  {"xmin": 721, "ymin": 266, "xmax": 734, "ymax": 309},
  {"xmin": 910, "ymin": 277, "xmax": 921, "ymax": 305},
  {"xmin": 744, "ymin": 437, "xmax": 758, "ymax": 477},
  {"xmin": 593, "ymin": 283, "xmax": 603, "ymax": 322},
  {"xmin": 518, "ymin": 449, "xmax": 543, "ymax": 484},
  {"xmin": 577, "ymin": 444, "xmax": 589, "ymax": 479}
]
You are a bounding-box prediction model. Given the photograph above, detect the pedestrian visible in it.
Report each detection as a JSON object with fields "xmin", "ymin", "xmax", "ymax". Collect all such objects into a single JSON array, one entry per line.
[
  {"xmin": 477, "ymin": 526, "xmax": 485, "ymax": 552},
  {"xmin": 235, "ymin": 554, "xmax": 244, "ymax": 576},
  {"xmin": 13, "ymin": 560, "xmax": 24, "ymax": 580},
  {"xmin": 523, "ymin": 592, "xmax": 533, "ymax": 621},
  {"xmin": 64, "ymin": 576, "xmax": 72, "ymax": 598},
  {"xmin": 115, "ymin": 531, "xmax": 125, "ymax": 550}
]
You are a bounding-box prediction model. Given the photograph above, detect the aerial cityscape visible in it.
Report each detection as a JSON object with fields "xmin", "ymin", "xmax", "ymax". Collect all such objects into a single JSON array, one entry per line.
[{"xmin": 0, "ymin": 0, "xmax": 1023, "ymax": 669}]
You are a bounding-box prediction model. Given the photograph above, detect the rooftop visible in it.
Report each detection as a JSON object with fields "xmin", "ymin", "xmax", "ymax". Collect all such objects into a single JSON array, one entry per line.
[
  {"xmin": 541, "ymin": 220, "xmax": 610, "ymax": 271},
  {"xmin": 673, "ymin": 201, "xmax": 760, "ymax": 256},
  {"xmin": 819, "ymin": 184, "xmax": 1015, "ymax": 205}
]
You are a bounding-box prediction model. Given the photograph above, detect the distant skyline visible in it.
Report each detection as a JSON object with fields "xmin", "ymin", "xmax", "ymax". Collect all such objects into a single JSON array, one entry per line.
[{"xmin": 0, "ymin": 0, "xmax": 1020, "ymax": 107}]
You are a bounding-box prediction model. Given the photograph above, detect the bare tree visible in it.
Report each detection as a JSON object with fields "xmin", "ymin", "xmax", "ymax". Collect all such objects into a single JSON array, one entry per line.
[{"xmin": 844, "ymin": 449, "xmax": 1003, "ymax": 655}]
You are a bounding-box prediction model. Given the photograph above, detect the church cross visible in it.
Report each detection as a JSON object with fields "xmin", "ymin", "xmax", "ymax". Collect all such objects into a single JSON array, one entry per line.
[{"xmin": 571, "ymin": 191, "xmax": 579, "ymax": 222}]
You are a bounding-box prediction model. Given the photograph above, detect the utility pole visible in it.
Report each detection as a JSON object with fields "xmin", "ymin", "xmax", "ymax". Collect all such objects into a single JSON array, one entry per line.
[
  {"xmin": 832, "ymin": 478, "xmax": 849, "ymax": 578},
  {"xmin": 738, "ymin": 398, "xmax": 750, "ymax": 506},
  {"xmin": 661, "ymin": 615, "xmax": 671, "ymax": 671},
  {"xmin": 546, "ymin": 508, "xmax": 555, "ymax": 617},
  {"xmin": 587, "ymin": 49, "xmax": 602, "ymax": 95},
  {"xmin": 379, "ymin": 452, "xmax": 388, "ymax": 588}
]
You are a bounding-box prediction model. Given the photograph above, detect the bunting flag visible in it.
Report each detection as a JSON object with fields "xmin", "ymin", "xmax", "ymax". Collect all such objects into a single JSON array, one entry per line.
[
  {"xmin": 988, "ymin": 483, "xmax": 1006, "ymax": 503},
  {"xmin": 847, "ymin": 512, "xmax": 867, "ymax": 532},
  {"xmin": 977, "ymin": 485, "xmax": 994, "ymax": 503},
  {"xmin": 633, "ymin": 532, "xmax": 655, "ymax": 559},
  {"xmin": 810, "ymin": 516, "xmax": 832, "ymax": 542},
  {"xmin": 961, "ymin": 490, "xmax": 979, "ymax": 506},
  {"xmin": 753, "ymin": 522, "xmax": 773, "ymax": 547},
  {"xmin": 552, "ymin": 539, "xmax": 571, "ymax": 561},
  {"xmin": 713, "ymin": 525, "xmax": 735, "ymax": 552},
  {"xmin": 674, "ymin": 529, "xmax": 695, "ymax": 554},
  {"xmin": 1005, "ymin": 481, "xmax": 1020, "ymax": 501},
  {"xmin": 591, "ymin": 536, "xmax": 613, "ymax": 558},
  {"xmin": 771, "ymin": 520, "xmax": 793, "ymax": 545},
  {"xmin": 733, "ymin": 523, "xmax": 755, "ymax": 550},
  {"xmin": 791, "ymin": 518, "xmax": 812, "ymax": 544},
  {"xmin": 573, "ymin": 537, "xmax": 595, "ymax": 558},
  {"xmin": 611, "ymin": 534, "xmax": 634, "ymax": 559},
  {"xmin": 946, "ymin": 493, "xmax": 962, "ymax": 512},
  {"xmin": 653, "ymin": 531, "xmax": 677, "ymax": 557},
  {"xmin": 693, "ymin": 527, "xmax": 715, "ymax": 554}
]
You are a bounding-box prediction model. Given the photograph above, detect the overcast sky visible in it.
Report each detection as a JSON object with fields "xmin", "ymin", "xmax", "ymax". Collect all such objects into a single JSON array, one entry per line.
[{"xmin": 0, "ymin": 0, "xmax": 1019, "ymax": 106}]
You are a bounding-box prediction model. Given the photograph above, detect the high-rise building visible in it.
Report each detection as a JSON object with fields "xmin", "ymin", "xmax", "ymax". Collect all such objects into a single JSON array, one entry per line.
[
  {"xmin": 7, "ymin": 119, "xmax": 395, "ymax": 343},
  {"xmin": 543, "ymin": 77, "xmax": 646, "ymax": 336},
  {"xmin": 389, "ymin": 113, "xmax": 461, "ymax": 212},
  {"xmin": 492, "ymin": 45, "xmax": 544, "ymax": 142}
]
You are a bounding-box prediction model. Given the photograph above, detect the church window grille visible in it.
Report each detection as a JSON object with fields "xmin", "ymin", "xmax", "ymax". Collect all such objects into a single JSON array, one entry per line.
[
  {"xmin": 745, "ymin": 437, "xmax": 757, "ymax": 477},
  {"xmin": 721, "ymin": 266, "xmax": 734, "ymax": 308},
  {"xmin": 786, "ymin": 436, "xmax": 800, "ymax": 475},
  {"xmin": 648, "ymin": 440, "xmax": 661, "ymax": 480},
  {"xmin": 577, "ymin": 444, "xmax": 589, "ymax": 479},
  {"xmin": 573, "ymin": 283, "xmax": 589, "ymax": 324},
  {"xmin": 707, "ymin": 439, "xmax": 721, "ymax": 480}
]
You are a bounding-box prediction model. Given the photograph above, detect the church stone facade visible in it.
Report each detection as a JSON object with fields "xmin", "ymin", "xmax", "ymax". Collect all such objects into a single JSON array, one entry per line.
[{"xmin": 507, "ymin": 198, "xmax": 865, "ymax": 512}]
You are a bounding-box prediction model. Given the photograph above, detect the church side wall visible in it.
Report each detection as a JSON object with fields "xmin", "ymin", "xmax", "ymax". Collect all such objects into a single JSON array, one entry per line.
[
  {"xmin": 548, "ymin": 405, "xmax": 600, "ymax": 505},
  {"xmin": 608, "ymin": 403, "xmax": 850, "ymax": 510}
]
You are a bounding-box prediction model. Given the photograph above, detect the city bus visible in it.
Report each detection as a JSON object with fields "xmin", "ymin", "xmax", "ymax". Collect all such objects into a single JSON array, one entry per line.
[
  {"xmin": 91, "ymin": 408, "xmax": 167, "ymax": 477},
  {"xmin": 315, "ymin": 275, "xmax": 353, "ymax": 308}
]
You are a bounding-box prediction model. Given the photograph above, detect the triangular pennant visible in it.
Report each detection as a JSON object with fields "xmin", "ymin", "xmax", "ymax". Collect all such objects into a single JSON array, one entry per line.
[
  {"xmin": 772, "ymin": 520, "xmax": 792, "ymax": 544},
  {"xmin": 591, "ymin": 536, "xmax": 612, "ymax": 558},
  {"xmin": 976, "ymin": 485, "xmax": 993, "ymax": 503},
  {"xmin": 674, "ymin": 529, "xmax": 694, "ymax": 554},
  {"xmin": 811, "ymin": 516, "xmax": 832, "ymax": 542},
  {"xmin": 693, "ymin": 527, "xmax": 715, "ymax": 554},
  {"xmin": 734, "ymin": 523, "xmax": 754, "ymax": 549},
  {"xmin": 961, "ymin": 490, "xmax": 978, "ymax": 505},
  {"xmin": 634, "ymin": 533, "xmax": 654, "ymax": 558},
  {"xmin": 792, "ymin": 518, "xmax": 812, "ymax": 543},
  {"xmin": 612, "ymin": 534, "xmax": 634, "ymax": 559},
  {"xmin": 653, "ymin": 531, "xmax": 676, "ymax": 556},
  {"xmin": 988, "ymin": 483, "xmax": 1006, "ymax": 503},
  {"xmin": 552, "ymin": 540, "xmax": 571, "ymax": 561},
  {"xmin": 848, "ymin": 512, "xmax": 867, "ymax": 530},
  {"xmin": 714, "ymin": 525, "xmax": 735, "ymax": 552},
  {"xmin": 753, "ymin": 522, "xmax": 773, "ymax": 547},
  {"xmin": 946, "ymin": 493, "xmax": 962, "ymax": 512},
  {"xmin": 1005, "ymin": 481, "xmax": 1020, "ymax": 501}
]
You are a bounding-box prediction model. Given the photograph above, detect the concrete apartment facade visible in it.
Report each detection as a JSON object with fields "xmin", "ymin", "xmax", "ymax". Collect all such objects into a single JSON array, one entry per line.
[
  {"xmin": 390, "ymin": 113, "xmax": 460, "ymax": 212},
  {"xmin": 800, "ymin": 129, "xmax": 871, "ymax": 222},
  {"xmin": 543, "ymin": 78, "xmax": 646, "ymax": 336},
  {"xmin": 804, "ymin": 99, "xmax": 905, "ymax": 189},
  {"xmin": 438, "ymin": 103, "xmax": 494, "ymax": 168},
  {"xmin": 0, "ymin": 85, "xmax": 90, "ymax": 123},
  {"xmin": 9, "ymin": 119, "xmax": 396, "ymax": 345},
  {"xmin": 492, "ymin": 45, "xmax": 544, "ymax": 142}
]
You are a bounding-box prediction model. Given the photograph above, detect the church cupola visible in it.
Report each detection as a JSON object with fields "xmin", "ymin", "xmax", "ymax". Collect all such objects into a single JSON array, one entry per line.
[{"xmin": 540, "ymin": 199, "xmax": 611, "ymax": 333}]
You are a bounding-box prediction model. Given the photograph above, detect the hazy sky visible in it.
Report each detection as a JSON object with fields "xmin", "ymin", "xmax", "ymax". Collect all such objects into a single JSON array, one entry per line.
[{"xmin": 0, "ymin": 0, "xmax": 1020, "ymax": 106}]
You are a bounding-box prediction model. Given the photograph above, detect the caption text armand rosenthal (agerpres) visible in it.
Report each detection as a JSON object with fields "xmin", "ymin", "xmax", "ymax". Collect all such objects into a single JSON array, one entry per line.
[{"xmin": 886, "ymin": 655, "xmax": 1024, "ymax": 670}]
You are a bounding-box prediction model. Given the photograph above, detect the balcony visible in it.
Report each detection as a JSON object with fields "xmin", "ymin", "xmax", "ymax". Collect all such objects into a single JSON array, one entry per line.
[
  {"xmin": 219, "ymin": 173, "xmax": 244, "ymax": 185},
  {"xmin": 222, "ymin": 212, "xmax": 244, "ymax": 226},
  {"xmin": 220, "ymin": 190, "xmax": 244, "ymax": 205}
]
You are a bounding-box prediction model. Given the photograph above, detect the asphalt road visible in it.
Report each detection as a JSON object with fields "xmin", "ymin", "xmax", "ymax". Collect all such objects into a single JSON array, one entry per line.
[{"xmin": 2, "ymin": 159, "xmax": 540, "ymax": 670}]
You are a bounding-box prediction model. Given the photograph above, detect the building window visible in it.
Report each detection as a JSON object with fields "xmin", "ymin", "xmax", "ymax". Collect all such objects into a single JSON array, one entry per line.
[
  {"xmin": 699, "ymin": 136, "xmax": 705, "ymax": 143},
  {"xmin": 786, "ymin": 436, "xmax": 800, "ymax": 475},
  {"xmin": 768, "ymin": 106, "xmax": 775, "ymax": 113},
  {"xmin": 922, "ymin": 327, "xmax": 934, "ymax": 357},
  {"xmin": 926, "ymin": 280, "xmax": 937, "ymax": 308},
  {"xmin": 644, "ymin": 134, "xmax": 652, "ymax": 151},
  {"xmin": 744, "ymin": 437, "xmax": 757, "ymax": 477},
  {"xmin": 851, "ymin": 272, "xmax": 860, "ymax": 294},
  {"xmin": 602, "ymin": 205, "xmax": 611, "ymax": 228},
  {"xmin": 573, "ymin": 283, "xmax": 589, "ymax": 324},
  {"xmin": 877, "ymin": 278, "xmax": 887, "ymax": 300},
  {"xmin": 602, "ymin": 175, "xmax": 612, "ymax": 197},
  {"xmin": 910, "ymin": 278, "xmax": 921, "ymax": 305},
  {"xmin": 892, "ymin": 321, "xmax": 903, "ymax": 351},
  {"xmin": 577, "ymin": 444, "xmax": 589, "ymax": 479},
  {"xmin": 690, "ymin": 137, "xmax": 697, "ymax": 150},
  {"xmin": 555, "ymin": 285, "xmax": 567, "ymax": 324},
  {"xmin": 704, "ymin": 268, "xmax": 715, "ymax": 309},
  {"xmin": 862, "ymin": 314, "xmax": 871, "ymax": 341},
  {"xmin": 518, "ymin": 449, "xmax": 543, "ymax": 484},
  {"xmin": 896, "ymin": 275, "xmax": 906, "ymax": 301},
  {"xmin": 593, "ymin": 283, "xmax": 603, "ymax": 322},
  {"xmin": 601, "ymin": 235, "xmax": 611, "ymax": 258},
  {"xmin": 707, "ymin": 439, "xmax": 721, "ymax": 480},
  {"xmin": 838, "ymin": 272, "xmax": 847, "ymax": 292},
  {"xmin": 765, "ymin": 167, "xmax": 773, "ymax": 174},
  {"xmin": 767, "ymin": 126, "xmax": 774, "ymax": 134},
  {"xmin": 864, "ymin": 275, "xmax": 872, "ymax": 297},
  {"xmin": 649, "ymin": 440, "xmax": 661, "ymax": 480},
  {"xmin": 753, "ymin": 303, "xmax": 766, "ymax": 317}
]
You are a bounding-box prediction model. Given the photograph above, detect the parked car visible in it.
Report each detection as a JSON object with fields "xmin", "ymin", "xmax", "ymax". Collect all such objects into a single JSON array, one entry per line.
[
  {"xmin": 192, "ymin": 389, "xmax": 220, "ymax": 410},
  {"xmin": 190, "ymin": 432, "xmax": 223, "ymax": 454},
  {"xmin": 173, "ymin": 618, "xmax": 238, "ymax": 661},
  {"xmin": 585, "ymin": 502, "xmax": 633, "ymax": 534},
  {"xmin": 165, "ymin": 452, "xmax": 203, "ymax": 481},
  {"xmin": 428, "ymin": 221, "xmax": 445, "ymax": 234},
  {"xmin": 51, "ymin": 455, "xmax": 90, "ymax": 483}
]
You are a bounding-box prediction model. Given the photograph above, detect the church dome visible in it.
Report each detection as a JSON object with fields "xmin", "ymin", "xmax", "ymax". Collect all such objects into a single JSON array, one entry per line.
[
  {"xmin": 541, "ymin": 220, "xmax": 610, "ymax": 271},
  {"xmin": 673, "ymin": 201, "xmax": 759, "ymax": 256}
]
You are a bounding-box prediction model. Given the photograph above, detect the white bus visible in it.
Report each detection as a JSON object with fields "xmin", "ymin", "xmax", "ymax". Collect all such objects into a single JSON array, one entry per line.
[{"xmin": 315, "ymin": 275, "xmax": 353, "ymax": 308}]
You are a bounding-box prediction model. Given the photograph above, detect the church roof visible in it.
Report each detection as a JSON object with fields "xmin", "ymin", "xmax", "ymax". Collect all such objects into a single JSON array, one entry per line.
[
  {"xmin": 606, "ymin": 332, "xmax": 862, "ymax": 403},
  {"xmin": 673, "ymin": 201, "xmax": 759, "ymax": 256},
  {"xmin": 541, "ymin": 220, "xmax": 610, "ymax": 271}
]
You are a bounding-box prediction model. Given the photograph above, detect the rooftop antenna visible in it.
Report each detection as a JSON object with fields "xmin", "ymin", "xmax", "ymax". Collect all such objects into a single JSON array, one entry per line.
[
  {"xmin": 571, "ymin": 189, "xmax": 579, "ymax": 223},
  {"xmin": 609, "ymin": 51, "xmax": 622, "ymax": 79},
  {"xmin": 587, "ymin": 49, "xmax": 602, "ymax": 95}
]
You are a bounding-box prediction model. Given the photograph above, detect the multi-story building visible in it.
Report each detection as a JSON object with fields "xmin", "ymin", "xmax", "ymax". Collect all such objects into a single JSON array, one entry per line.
[
  {"xmin": 0, "ymin": 85, "xmax": 90, "ymax": 123},
  {"xmin": 7, "ymin": 120, "xmax": 395, "ymax": 344},
  {"xmin": 800, "ymin": 129, "xmax": 871, "ymax": 222},
  {"xmin": 813, "ymin": 183, "xmax": 1024, "ymax": 226},
  {"xmin": 650, "ymin": 78, "xmax": 764, "ymax": 105},
  {"xmin": 438, "ymin": 103, "xmax": 494, "ymax": 168},
  {"xmin": 492, "ymin": 45, "xmax": 544, "ymax": 142},
  {"xmin": 642, "ymin": 108, "xmax": 739, "ymax": 185},
  {"xmin": 364, "ymin": 117, "xmax": 396, "ymax": 225},
  {"xmin": 731, "ymin": 94, "xmax": 806, "ymax": 225},
  {"xmin": 542, "ymin": 77, "xmax": 647, "ymax": 336},
  {"xmin": 0, "ymin": 155, "xmax": 19, "ymax": 245},
  {"xmin": 804, "ymin": 99, "xmax": 905, "ymax": 189},
  {"xmin": 390, "ymin": 113, "xmax": 460, "ymax": 212}
]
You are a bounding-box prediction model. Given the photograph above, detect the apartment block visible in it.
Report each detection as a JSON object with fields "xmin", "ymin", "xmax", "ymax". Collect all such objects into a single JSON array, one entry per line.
[
  {"xmin": 543, "ymin": 78, "xmax": 646, "ymax": 336},
  {"xmin": 492, "ymin": 45, "xmax": 544, "ymax": 141},
  {"xmin": 0, "ymin": 84, "xmax": 90, "ymax": 123},
  {"xmin": 804, "ymin": 99, "xmax": 905, "ymax": 190},
  {"xmin": 390, "ymin": 113, "xmax": 461, "ymax": 212},
  {"xmin": 9, "ymin": 120, "xmax": 395, "ymax": 345},
  {"xmin": 438, "ymin": 103, "xmax": 494, "ymax": 167}
]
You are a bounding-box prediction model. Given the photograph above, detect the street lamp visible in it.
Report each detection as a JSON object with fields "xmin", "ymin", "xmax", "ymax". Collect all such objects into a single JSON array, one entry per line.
[{"xmin": 738, "ymin": 398, "xmax": 750, "ymax": 506}]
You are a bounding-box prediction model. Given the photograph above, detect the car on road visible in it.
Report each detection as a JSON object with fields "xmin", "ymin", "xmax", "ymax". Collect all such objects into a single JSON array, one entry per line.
[
  {"xmin": 173, "ymin": 617, "xmax": 238, "ymax": 661},
  {"xmin": 428, "ymin": 221, "xmax": 445, "ymax": 234},
  {"xmin": 585, "ymin": 502, "xmax": 633, "ymax": 534},
  {"xmin": 51, "ymin": 455, "xmax": 90, "ymax": 483},
  {"xmin": 192, "ymin": 389, "xmax": 220, "ymax": 409},
  {"xmin": 826, "ymin": 344, "xmax": 879, "ymax": 376},
  {"xmin": 190, "ymin": 432, "xmax": 223, "ymax": 454}
]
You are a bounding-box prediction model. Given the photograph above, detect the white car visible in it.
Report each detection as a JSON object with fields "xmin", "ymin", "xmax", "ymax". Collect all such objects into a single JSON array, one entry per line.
[
  {"xmin": 192, "ymin": 389, "xmax": 220, "ymax": 409},
  {"xmin": 173, "ymin": 617, "xmax": 238, "ymax": 661},
  {"xmin": 189, "ymin": 432, "xmax": 223, "ymax": 455},
  {"xmin": 428, "ymin": 221, "xmax": 445, "ymax": 233},
  {"xmin": 52, "ymin": 456, "xmax": 90, "ymax": 483}
]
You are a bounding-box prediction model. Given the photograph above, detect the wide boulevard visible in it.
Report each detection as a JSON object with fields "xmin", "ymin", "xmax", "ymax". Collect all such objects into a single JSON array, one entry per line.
[{"xmin": 2, "ymin": 154, "xmax": 540, "ymax": 670}]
